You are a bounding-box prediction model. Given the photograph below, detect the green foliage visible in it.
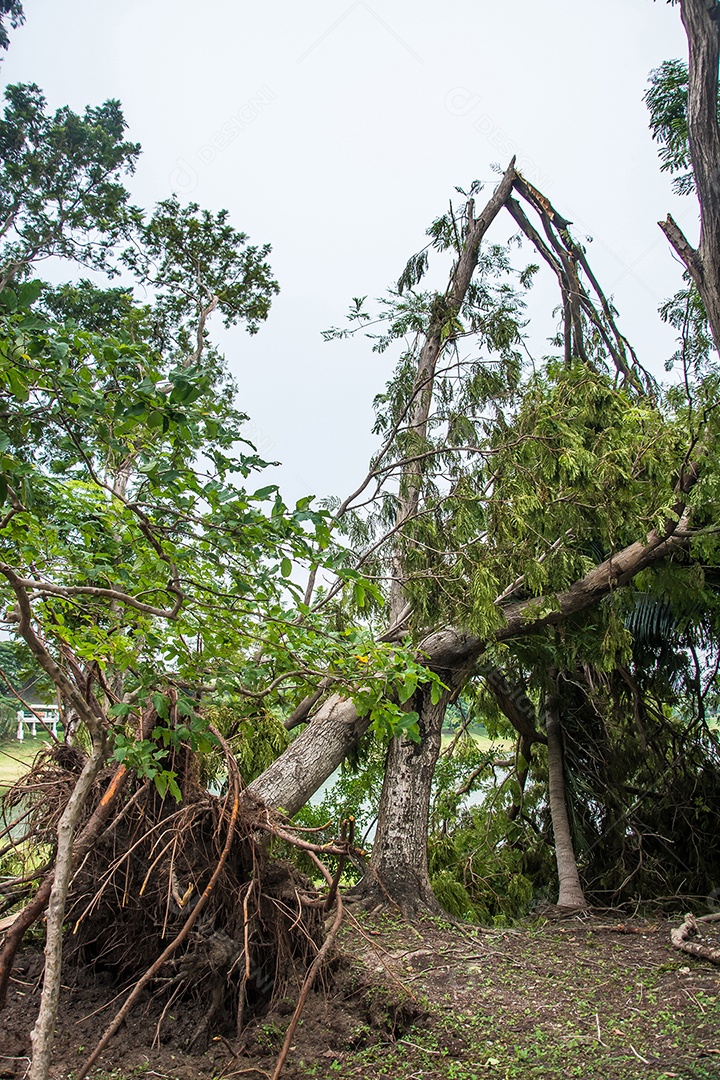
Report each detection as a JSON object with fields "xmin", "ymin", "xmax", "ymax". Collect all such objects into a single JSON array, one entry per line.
[
  {"xmin": 643, "ymin": 58, "xmax": 720, "ymax": 197},
  {"xmin": 205, "ymin": 704, "xmax": 290, "ymax": 786},
  {"xmin": 0, "ymin": 84, "xmax": 141, "ymax": 285},
  {"xmin": 0, "ymin": 0, "xmax": 23, "ymax": 53},
  {"xmin": 122, "ymin": 197, "xmax": 279, "ymax": 349},
  {"xmin": 429, "ymin": 800, "xmax": 548, "ymax": 924}
]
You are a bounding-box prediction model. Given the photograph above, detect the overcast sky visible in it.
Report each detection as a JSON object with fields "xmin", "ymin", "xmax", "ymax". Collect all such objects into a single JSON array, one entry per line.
[{"xmin": 3, "ymin": 0, "xmax": 695, "ymax": 506}]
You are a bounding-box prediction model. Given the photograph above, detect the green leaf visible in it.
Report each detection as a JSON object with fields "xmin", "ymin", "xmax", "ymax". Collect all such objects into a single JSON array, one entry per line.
[
  {"xmin": 18, "ymin": 280, "xmax": 43, "ymax": 308},
  {"xmin": 397, "ymin": 675, "xmax": 417, "ymax": 704},
  {"xmin": 108, "ymin": 702, "xmax": 132, "ymax": 718},
  {"xmin": 7, "ymin": 369, "xmax": 28, "ymax": 402},
  {"xmin": 251, "ymin": 485, "xmax": 278, "ymax": 500},
  {"xmin": 152, "ymin": 692, "xmax": 170, "ymax": 720},
  {"xmin": 0, "ymin": 288, "xmax": 17, "ymax": 312}
]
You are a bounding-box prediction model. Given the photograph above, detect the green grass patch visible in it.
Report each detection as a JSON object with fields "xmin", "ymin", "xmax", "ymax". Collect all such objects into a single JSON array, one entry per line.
[{"xmin": 0, "ymin": 737, "xmax": 50, "ymax": 789}]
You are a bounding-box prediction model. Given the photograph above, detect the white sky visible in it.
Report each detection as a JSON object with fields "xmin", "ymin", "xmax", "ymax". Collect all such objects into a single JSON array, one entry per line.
[{"xmin": 3, "ymin": 0, "xmax": 695, "ymax": 507}]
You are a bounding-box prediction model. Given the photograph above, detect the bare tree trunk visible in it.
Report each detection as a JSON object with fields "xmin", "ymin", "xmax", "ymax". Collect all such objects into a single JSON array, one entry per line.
[
  {"xmin": 248, "ymin": 694, "xmax": 371, "ymax": 816},
  {"xmin": 387, "ymin": 159, "xmax": 517, "ymax": 624},
  {"xmin": 545, "ymin": 682, "xmax": 587, "ymax": 911},
  {"xmin": 660, "ymin": 0, "xmax": 720, "ymax": 350},
  {"xmin": 28, "ymin": 735, "xmax": 107, "ymax": 1080}
]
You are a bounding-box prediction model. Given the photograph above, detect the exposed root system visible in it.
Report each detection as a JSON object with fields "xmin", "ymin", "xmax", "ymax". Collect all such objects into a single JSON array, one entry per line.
[{"xmin": 1, "ymin": 741, "xmax": 353, "ymax": 1077}]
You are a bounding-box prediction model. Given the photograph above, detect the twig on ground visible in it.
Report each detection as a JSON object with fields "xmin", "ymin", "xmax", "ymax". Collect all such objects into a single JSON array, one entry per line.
[{"xmin": 670, "ymin": 912, "xmax": 720, "ymax": 966}]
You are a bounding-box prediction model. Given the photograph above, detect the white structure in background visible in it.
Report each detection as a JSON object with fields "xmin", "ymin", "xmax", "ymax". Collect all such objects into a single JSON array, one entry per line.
[{"xmin": 16, "ymin": 705, "xmax": 61, "ymax": 740}]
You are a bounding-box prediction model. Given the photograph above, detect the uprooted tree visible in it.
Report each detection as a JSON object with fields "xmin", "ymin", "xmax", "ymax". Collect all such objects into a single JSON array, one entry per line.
[{"xmin": 1, "ymin": 1, "xmax": 720, "ymax": 1078}]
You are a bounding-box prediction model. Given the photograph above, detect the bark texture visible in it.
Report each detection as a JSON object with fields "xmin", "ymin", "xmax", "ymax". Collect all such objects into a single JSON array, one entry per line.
[
  {"xmin": 660, "ymin": 0, "xmax": 720, "ymax": 349},
  {"xmin": 29, "ymin": 738, "xmax": 107, "ymax": 1080},
  {"xmin": 356, "ymin": 685, "xmax": 452, "ymax": 913},
  {"xmin": 545, "ymin": 684, "xmax": 587, "ymax": 911},
  {"xmin": 249, "ymin": 694, "xmax": 371, "ymax": 817}
]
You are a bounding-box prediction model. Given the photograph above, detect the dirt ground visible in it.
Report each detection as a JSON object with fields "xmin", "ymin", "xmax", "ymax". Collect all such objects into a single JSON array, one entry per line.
[{"xmin": 1, "ymin": 910, "xmax": 719, "ymax": 1080}]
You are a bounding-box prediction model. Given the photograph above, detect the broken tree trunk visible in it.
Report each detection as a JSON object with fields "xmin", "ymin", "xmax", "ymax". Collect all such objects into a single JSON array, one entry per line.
[{"xmin": 249, "ymin": 512, "xmax": 693, "ymax": 818}]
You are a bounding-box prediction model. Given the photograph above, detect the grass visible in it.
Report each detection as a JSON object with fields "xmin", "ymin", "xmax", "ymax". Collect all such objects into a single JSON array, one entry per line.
[
  {"xmin": 0, "ymin": 737, "xmax": 50, "ymax": 789},
  {"xmin": 440, "ymin": 730, "xmax": 514, "ymax": 753},
  {"xmin": 294, "ymin": 914, "xmax": 720, "ymax": 1080}
]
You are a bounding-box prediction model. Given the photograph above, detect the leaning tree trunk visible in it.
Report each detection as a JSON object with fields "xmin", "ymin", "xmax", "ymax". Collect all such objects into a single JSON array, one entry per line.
[
  {"xmin": 247, "ymin": 517, "xmax": 692, "ymax": 818},
  {"xmin": 248, "ymin": 694, "xmax": 372, "ymax": 816},
  {"xmin": 545, "ymin": 681, "xmax": 587, "ymax": 911}
]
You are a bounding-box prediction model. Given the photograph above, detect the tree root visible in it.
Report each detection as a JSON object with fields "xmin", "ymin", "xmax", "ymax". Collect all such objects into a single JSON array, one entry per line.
[
  {"xmin": 1, "ymin": 732, "xmax": 360, "ymax": 1080},
  {"xmin": 670, "ymin": 911, "xmax": 720, "ymax": 966},
  {"xmin": 270, "ymin": 849, "xmax": 344, "ymax": 1080},
  {"xmin": 76, "ymin": 726, "xmax": 243, "ymax": 1080}
]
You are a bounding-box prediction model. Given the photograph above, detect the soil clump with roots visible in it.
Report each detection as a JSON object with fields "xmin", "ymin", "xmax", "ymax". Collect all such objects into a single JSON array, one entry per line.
[{"xmin": 0, "ymin": 741, "xmax": 353, "ymax": 1074}]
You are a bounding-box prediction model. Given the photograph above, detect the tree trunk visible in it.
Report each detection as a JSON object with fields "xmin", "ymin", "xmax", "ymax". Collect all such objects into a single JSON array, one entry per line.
[
  {"xmin": 661, "ymin": 0, "xmax": 720, "ymax": 351},
  {"xmin": 248, "ymin": 694, "xmax": 371, "ymax": 817},
  {"xmin": 29, "ymin": 735, "xmax": 107, "ymax": 1080},
  {"xmin": 353, "ymin": 685, "xmax": 452, "ymax": 914},
  {"xmin": 545, "ymin": 683, "xmax": 587, "ymax": 911}
]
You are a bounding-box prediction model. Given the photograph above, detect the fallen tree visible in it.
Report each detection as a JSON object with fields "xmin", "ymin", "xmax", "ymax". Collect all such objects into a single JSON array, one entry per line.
[{"xmin": 2, "ymin": 5, "xmax": 720, "ymax": 1079}]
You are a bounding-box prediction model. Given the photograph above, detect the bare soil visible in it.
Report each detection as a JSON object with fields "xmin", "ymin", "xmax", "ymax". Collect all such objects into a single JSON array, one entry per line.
[{"xmin": 1, "ymin": 911, "xmax": 719, "ymax": 1080}]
